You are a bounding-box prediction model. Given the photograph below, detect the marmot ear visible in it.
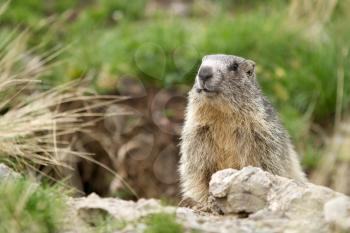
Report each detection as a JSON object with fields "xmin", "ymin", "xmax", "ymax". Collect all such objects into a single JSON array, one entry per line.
[{"xmin": 246, "ymin": 59, "xmax": 255, "ymax": 77}]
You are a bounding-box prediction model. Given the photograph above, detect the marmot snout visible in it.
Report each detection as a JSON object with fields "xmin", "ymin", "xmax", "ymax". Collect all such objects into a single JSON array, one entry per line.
[{"xmin": 179, "ymin": 54, "xmax": 306, "ymax": 204}]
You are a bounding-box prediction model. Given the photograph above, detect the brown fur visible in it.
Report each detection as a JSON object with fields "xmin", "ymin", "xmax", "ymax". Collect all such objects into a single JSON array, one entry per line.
[{"xmin": 179, "ymin": 55, "xmax": 306, "ymax": 203}]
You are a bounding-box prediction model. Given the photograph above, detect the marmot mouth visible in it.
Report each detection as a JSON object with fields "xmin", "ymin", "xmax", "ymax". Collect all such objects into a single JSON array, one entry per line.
[{"xmin": 196, "ymin": 87, "xmax": 218, "ymax": 96}]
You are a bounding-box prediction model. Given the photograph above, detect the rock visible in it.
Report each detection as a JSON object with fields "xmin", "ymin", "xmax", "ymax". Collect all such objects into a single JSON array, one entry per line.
[
  {"xmin": 210, "ymin": 167, "xmax": 272, "ymax": 214},
  {"xmin": 209, "ymin": 168, "xmax": 237, "ymax": 198},
  {"xmin": 67, "ymin": 167, "xmax": 350, "ymax": 233},
  {"xmin": 71, "ymin": 193, "xmax": 175, "ymax": 222},
  {"xmin": 324, "ymin": 196, "xmax": 350, "ymax": 231},
  {"xmin": 210, "ymin": 166, "xmax": 348, "ymax": 233},
  {"xmin": 0, "ymin": 163, "xmax": 20, "ymax": 180}
]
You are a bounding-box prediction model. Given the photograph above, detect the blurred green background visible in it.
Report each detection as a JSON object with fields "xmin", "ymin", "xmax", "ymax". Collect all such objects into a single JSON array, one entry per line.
[{"xmin": 1, "ymin": 0, "xmax": 350, "ymax": 172}]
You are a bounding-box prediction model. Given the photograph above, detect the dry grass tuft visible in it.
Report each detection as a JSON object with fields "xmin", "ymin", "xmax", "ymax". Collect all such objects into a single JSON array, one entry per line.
[
  {"xmin": 0, "ymin": 30, "xmax": 139, "ymax": 197},
  {"xmin": 0, "ymin": 32, "xmax": 120, "ymax": 172}
]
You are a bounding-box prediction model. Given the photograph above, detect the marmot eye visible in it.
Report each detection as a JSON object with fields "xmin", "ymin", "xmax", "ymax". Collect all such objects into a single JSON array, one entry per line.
[{"xmin": 228, "ymin": 62, "xmax": 238, "ymax": 71}]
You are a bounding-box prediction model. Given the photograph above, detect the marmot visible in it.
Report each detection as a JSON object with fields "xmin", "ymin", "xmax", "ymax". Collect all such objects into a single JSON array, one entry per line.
[{"xmin": 179, "ymin": 54, "xmax": 306, "ymax": 204}]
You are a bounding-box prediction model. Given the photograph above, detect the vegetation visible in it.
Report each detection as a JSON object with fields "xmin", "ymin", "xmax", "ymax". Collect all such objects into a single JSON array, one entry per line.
[
  {"xmin": 93, "ymin": 216, "xmax": 126, "ymax": 233},
  {"xmin": 0, "ymin": 177, "xmax": 67, "ymax": 233},
  {"xmin": 0, "ymin": 28, "xmax": 118, "ymax": 174},
  {"xmin": 144, "ymin": 213, "xmax": 183, "ymax": 233}
]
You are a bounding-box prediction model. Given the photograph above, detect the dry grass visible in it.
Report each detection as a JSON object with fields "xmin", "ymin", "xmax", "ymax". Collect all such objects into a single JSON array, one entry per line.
[
  {"xmin": 311, "ymin": 116, "xmax": 350, "ymax": 194},
  {"xmin": 0, "ymin": 32, "xmax": 113, "ymax": 171},
  {"xmin": 0, "ymin": 30, "xmax": 141, "ymax": 197},
  {"xmin": 288, "ymin": 0, "xmax": 338, "ymax": 25},
  {"xmin": 288, "ymin": 0, "xmax": 338, "ymax": 40}
]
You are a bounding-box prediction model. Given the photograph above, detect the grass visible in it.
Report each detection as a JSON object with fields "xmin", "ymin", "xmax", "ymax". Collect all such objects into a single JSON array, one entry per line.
[
  {"xmin": 0, "ymin": 177, "xmax": 67, "ymax": 233},
  {"xmin": 0, "ymin": 30, "xmax": 93, "ymax": 169},
  {"xmin": 93, "ymin": 216, "xmax": 126, "ymax": 233},
  {"xmin": 0, "ymin": 26, "xmax": 130, "ymax": 178},
  {"xmin": 144, "ymin": 213, "xmax": 183, "ymax": 233},
  {"xmin": 0, "ymin": 26, "xmax": 132, "ymax": 233},
  {"xmin": 0, "ymin": 176, "xmax": 180, "ymax": 233}
]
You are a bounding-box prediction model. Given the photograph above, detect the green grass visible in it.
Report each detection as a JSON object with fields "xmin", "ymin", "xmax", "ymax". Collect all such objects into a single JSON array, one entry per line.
[
  {"xmin": 92, "ymin": 216, "xmax": 126, "ymax": 233},
  {"xmin": 0, "ymin": 177, "xmax": 67, "ymax": 233},
  {"xmin": 144, "ymin": 213, "xmax": 183, "ymax": 233}
]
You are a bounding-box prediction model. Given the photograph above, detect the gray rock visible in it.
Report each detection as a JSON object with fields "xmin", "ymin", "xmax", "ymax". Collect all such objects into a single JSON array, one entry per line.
[
  {"xmin": 210, "ymin": 167, "xmax": 348, "ymax": 233},
  {"xmin": 0, "ymin": 163, "xmax": 20, "ymax": 180},
  {"xmin": 67, "ymin": 167, "xmax": 350, "ymax": 233},
  {"xmin": 324, "ymin": 196, "xmax": 350, "ymax": 231},
  {"xmin": 71, "ymin": 193, "xmax": 176, "ymax": 221},
  {"xmin": 210, "ymin": 167, "xmax": 272, "ymax": 214}
]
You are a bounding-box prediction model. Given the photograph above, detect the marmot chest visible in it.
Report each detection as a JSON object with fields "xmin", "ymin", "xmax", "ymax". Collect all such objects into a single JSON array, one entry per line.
[{"xmin": 199, "ymin": 121, "xmax": 251, "ymax": 170}]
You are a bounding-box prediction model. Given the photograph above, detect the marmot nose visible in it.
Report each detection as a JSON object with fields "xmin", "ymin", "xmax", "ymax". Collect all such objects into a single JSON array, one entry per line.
[{"xmin": 198, "ymin": 66, "xmax": 213, "ymax": 82}]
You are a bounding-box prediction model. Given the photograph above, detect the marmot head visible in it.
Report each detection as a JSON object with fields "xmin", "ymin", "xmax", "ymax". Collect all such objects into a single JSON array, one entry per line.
[{"xmin": 190, "ymin": 54, "xmax": 261, "ymax": 113}]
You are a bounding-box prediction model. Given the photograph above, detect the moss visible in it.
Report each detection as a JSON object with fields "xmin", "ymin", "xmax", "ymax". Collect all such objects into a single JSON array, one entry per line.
[
  {"xmin": 93, "ymin": 216, "xmax": 126, "ymax": 233},
  {"xmin": 144, "ymin": 213, "xmax": 183, "ymax": 233},
  {"xmin": 0, "ymin": 178, "xmax": 67, "ymax": 233}
]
